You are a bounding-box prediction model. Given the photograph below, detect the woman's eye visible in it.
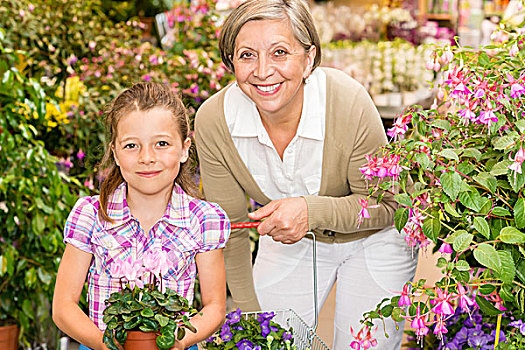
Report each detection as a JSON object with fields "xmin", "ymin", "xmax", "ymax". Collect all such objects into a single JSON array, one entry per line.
[
  {"xmin": 275, "ymin": 49, "xmax": 287, "ymax": 56},
  {"xmin": 123, "ymin": 143, "xmax": 137, "ymax": 149},
  {"xmin": 157, "ymin": 141, "xmax": 169, "ymax": 147},
  {"xmin": 239, "ymin": 52, "xmax": 254, "ymax": 59}
]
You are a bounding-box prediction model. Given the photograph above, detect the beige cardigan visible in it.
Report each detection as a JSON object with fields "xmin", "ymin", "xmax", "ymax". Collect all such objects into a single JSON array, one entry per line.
[{"xmin": 195, "ymin": 67, "xmax": 397, "ymax": 311}]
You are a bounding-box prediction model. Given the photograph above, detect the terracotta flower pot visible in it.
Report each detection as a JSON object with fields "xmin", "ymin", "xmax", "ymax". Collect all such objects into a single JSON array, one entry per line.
[
  {"xmin": 0, "ymin": 324, "xmax": 19, "ymax": 350},
  {"xmin": 124, "ymin": 331, "xmax": 158, "ymax": 350}
]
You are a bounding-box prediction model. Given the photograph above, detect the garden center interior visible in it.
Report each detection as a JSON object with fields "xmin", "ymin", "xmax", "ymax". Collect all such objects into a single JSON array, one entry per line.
[{"xmin": 1, "ymin": 0, "xmax": 524, "ymax": 349}]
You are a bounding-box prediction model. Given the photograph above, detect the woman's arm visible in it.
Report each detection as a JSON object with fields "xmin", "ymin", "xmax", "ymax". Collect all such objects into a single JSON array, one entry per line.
[
  {"xmin": 176, "ymin": 249, "xmax": 227, "ymax": 349},
  {"xmin": 195, "ymin": 106, "xmax": 261, "ymax": 312},
  {"xmin": 53, "ymin": 244, "xmax": 110, "ymax": 350}
]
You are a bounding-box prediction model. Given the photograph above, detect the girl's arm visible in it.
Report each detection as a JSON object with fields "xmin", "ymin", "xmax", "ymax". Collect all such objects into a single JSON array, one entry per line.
[
  {"xmin": 176, "ymin": 249, "xmax": 226, "ymax": 349},
  {"xmin": 53, "ymin": 244, "xmax": 110, "ymax": 350}
]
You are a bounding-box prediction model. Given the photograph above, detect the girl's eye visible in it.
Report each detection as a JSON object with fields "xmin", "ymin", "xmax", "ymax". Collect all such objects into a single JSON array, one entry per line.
[
  {"xmin": 157, "ymin": 141, "xmax": 169, "ymax": 147},
  {"xmin": 123, "ymin": 143, "xmax": 137, "ymax": 149}
]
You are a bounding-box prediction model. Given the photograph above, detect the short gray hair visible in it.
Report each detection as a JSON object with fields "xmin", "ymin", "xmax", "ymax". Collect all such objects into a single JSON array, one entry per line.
[{"xmin": 219, "ymin": 0, "xmax": 321, "ymax": 73}]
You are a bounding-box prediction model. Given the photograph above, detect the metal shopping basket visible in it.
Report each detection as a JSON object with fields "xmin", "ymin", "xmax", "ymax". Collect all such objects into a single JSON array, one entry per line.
[{"xmin": 230, "ymin": 222, "xmax": 331, "ymax": 350}]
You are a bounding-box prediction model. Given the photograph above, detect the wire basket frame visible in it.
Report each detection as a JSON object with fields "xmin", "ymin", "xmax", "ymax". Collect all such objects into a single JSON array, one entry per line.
[{"xmin": 241, "ymin": 308, "xmax": 330, "ymax": 350}]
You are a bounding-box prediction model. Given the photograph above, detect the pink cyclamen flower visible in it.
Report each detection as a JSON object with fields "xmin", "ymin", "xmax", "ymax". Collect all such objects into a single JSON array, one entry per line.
[
  {"xmin": 398, "ymin": 284, "xmax": 412, "ymax": 307},
  {"xmin": 431, "ymin": 287, "xmax": 455, "ymax": 315},
  {"xmin": 508, "ymin": 147, "xmax": 525, "ymax": 174}
]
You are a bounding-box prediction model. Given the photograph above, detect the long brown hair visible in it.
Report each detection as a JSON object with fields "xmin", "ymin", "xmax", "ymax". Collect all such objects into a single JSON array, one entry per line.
[{"xmin": 98, "ymin": 82, "xmax": 200, "ymax": 223}]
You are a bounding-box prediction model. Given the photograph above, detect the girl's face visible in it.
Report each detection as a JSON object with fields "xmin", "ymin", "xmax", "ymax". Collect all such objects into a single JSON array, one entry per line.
[
  {"xmin": 112, "ymin": 108, "xmax": 190, "ymax": 200},
  {"xmin": 232, "ymin": 19, "xmax": 315, "ymax": 120}
]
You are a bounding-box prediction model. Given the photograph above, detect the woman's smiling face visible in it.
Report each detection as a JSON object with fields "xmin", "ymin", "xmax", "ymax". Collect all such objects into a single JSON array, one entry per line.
[{"xmin": 232, "ymin": 19, "xmax": 315, "ymax": 120}]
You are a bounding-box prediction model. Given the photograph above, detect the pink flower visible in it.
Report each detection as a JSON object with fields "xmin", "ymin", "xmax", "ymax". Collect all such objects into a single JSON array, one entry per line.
[
  {"xmin": 76, "ymin": 149, "xmax": 85, "ymax": 160},
  {"xmin": 359, "ymin": 155, "xmax": 380, "ymax": 180},
  {"xmin": 88, "ymin": 41, "xmax": 96, "ymax": 51},
  {"xmin": 433, "ymin": 315, "xmax": 448, "ymax": 338},
  {"xmin": 510, "ymin": 43, "xmax": 519, "ymax": 57},
  {"xmin": 350, "ymin": 326, "xmax": 378, "ymax": 350},
  {"xmin": 438, "ymin": 242, "xmax": 453, "ymax": 254},
  {"xmin": 508, "ymin": 147, "xmax": 525, "ymax": 174},
  {"xmin": 410, "ymin": 306, "xmax": 429, "ymax": 339},
  {"xmin": 357, "ymin": 198, "xmax": 379, "ymax": 225},
  {"xmin": 456, "ymin": 283, "xmax": 475, "ymax": 314},
  {"xmin": 398, "ymin": 284, "xmax": 412, "ymax": 307},
  {"xmin": 431, "ymin": 288, "xmax": 455, "ymax": 315}
]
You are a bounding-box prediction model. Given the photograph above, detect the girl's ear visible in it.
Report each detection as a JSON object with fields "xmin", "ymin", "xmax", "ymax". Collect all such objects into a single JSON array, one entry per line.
[
  {"xmin": 111, "ymin": 143, "xmax": 120, "ymax": 167},
  {"xmin": 180, "ymin": 137, "xmax": 191, "ymax": 163}
]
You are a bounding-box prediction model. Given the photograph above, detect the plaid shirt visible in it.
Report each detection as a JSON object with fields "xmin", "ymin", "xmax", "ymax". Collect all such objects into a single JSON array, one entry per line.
[{"xmin": 64, "ymin": 182, "xmax": 230, "ymax": 330}]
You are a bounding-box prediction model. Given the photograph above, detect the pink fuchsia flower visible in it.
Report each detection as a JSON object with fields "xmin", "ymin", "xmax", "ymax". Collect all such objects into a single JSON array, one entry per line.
[
  {"xmin": 485, "ymin": 291, "xmax": 507, "ymax": 311},
  {"xmin": 398, "ymin": 284, "xmax": 412, "ymax": 307},
  {"xmin": 83, "ymin": 178, "xmax": 94, "ymax": 190},
  {"xmin": 357, "ymin": 198, "xmax": 380, "ymax": 225},
  {"xmin": 350, "ymin": 326, "xmax": 378, "ymax": 350},
  {"xmin": 477, "ymin": 107, "xmax": 498, "ymax": 126},
  {"xmin": 387, "ymin": 114, "xmax": 411, "ymax": 138},
  {"xmin": 409, "ymin": 306, "xmax": 429, "ymax": 339},
  {"xmin": 509, "ymin": 43, "xmax": 519, "ymax": 57},
  {"xmin": 359, "ymin": 155, "xmax": 380, "ymax": 180},
  {"xmin": 438, "ymin": 242, "xmax": 453, "ymax": 254},
  {"xmin": 508, "ymin": 147, "xmax": 525, "ymax": 174},
  {"xmin": 431, "ymin": 287, "xmax": 455, "ymax": 315},
  {"xmin": 438, "ymin": 49, "xmax": 454, "ymax": 66},
  {"xmin": 66, "ymin": 55, "xmax": 78, "ymax": 66},
  {"xmin": 456, "ymin": 282, "xmax": 475, "ymax": 314},
  {"xmin": 77, "ymin": 149, "xmax": 85, "ymax": 160},
  {"xmin": 88, "ymin": 41, "xmax": 96, "ymax": 51},
  {"xmin": 505, "ymin": 72, "xmax": 525, "ymax": 98},
  {"xmin": 28, "ymin": 4, "xmax": 35, "ymax": 12},
  {"xmin": 433, "ymin": 315, "xmax": 448, "ymax": 338}
]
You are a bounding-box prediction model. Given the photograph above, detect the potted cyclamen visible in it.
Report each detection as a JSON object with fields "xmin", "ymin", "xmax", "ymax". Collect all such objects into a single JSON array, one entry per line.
[
  {"xmin": 102, "ymin": 250, "xmax": 198, "ymax": 350},
  {"xmin": 351, "ymin": 23, "xmax": 525, "ymax": 350}
]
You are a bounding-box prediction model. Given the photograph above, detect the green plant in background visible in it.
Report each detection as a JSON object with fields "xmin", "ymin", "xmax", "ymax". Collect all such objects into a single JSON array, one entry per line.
[{"xmin": 0, "ymin": 28, "xmax": 84, "ymax": 347}]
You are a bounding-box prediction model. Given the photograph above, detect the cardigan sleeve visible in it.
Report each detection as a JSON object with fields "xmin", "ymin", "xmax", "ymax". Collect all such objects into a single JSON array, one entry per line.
[
  {"xmin": 194, "ymin": 95, "xmax": 261, "ymax": 312},
  {"xmin": 304, "ymin": 78, "xmax": 397, "ymax": 234}
]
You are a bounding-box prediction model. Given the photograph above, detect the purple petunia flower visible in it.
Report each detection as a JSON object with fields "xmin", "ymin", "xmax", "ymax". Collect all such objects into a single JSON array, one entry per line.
[
  {"xmin": 260, "ymin": 319, "xmax": 271, "ymax": 337},
  {"xmin": 236, "ymin": 339, "xmax": 254, "ymax": 350},
  {"xmin": 220, "ymin": 324, "xmax": 233, "ymax": 341},
  {"xmin": 509, "ymin": 319, "xmax": 525, "ymax": 335},
  {"xmin": 226, "ymin": 308, "xmax": 242, "ymax": 324}
]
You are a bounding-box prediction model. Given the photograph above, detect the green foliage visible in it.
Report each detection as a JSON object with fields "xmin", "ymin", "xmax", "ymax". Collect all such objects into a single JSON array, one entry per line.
[
  {"xmin": 102, "ymin": 284, "xmax": 198, "ymax": 350},
  {"xmin": 355, "ymin": 21, "xmax": 525, "ymax": 348},
  {"xmin": 0, "ymin": 29, "xmax": 83, "ymax": 347}
]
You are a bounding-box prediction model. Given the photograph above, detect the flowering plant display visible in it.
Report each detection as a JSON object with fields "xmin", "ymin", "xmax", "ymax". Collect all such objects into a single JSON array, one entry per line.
[
  {"xmin": 353, "ymin": 21, "xmax": 525, "ymax": 350},
  {"xmin": 102, "ymin": 250, "xmax": 198, "ymax": 350},
  {"xmin": 202, "ymin": 309, "xmax": 295, "ymax": 350}
]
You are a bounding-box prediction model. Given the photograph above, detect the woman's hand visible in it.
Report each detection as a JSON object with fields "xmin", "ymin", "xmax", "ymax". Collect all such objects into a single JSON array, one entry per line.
[
  {"xmin": 248, "ymin": 197, "xmax": 308, "ymax": 244},
  {"xmin": 169, "ymin": 340, "xmax": 185, "ymax": 350}
]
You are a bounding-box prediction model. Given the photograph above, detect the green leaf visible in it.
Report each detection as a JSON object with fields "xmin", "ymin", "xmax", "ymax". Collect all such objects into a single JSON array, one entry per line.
[
  {"xmin": 394, "ymin": 207, "xmax": 409, "ymax": 233},
  {"xmin": 499, "ymin": 226, "xmax": 525, "ymax": 244},
  {"xmin": 157, "ymin": 331, "xmax": 175, "ymax": 350},
  {"xmin": 496, "ymin": 250, "xmax": 515, "ymax": 283},
  {"xmin": 432, "ymin": 119, "xmax": 451, "ymax": 131},
  {"xmin": 462, "ymin": 148, "xmax": 482, "ymax": 161},
  {"xmin": 391, "ymin": 307, "xmax": 404, "ymax": 322},
  {"xmin": 478, "ymin": 284, "xmax": 496, "ymax": 295},
  {"xmin": 440, "ymin": 171, "xmax": 462, "ymax": 201},
  {"xmin": 444, "ymin": 202, "xmax": 461, "ymax": 217},
  {"xmin": 380, "ymin": 305, "xmax": 394, "ymax": 317},
  {"xmin": 515, "ymin": 198, "xmax": 525, "ymax": 229},
  {"xmin": 438, "ymin": 149, "xmax": 459, "ymax": 162},
  {"xmin": 492, "ymin": 207, "xmax": 511, "ymax": 217},
  {"xmin": 475, "ymin": 294, "xmax": 504, "ymax": 315},
  {"xmin": 493, "ymin": 135, "xmax": 516, "ymax": 150},
  {"xmin": 490, "ymin": 160, "xmax": 511, "ymax": 176},
  {"xmin": 394, "ymin": 193, "xmax": 413, "ymax": 208},
  {"xmin": 422, "ymin": 216, "xmax": 441, "ymax": 243},
  {"xmin": 473, "ymin": 217, "xmax": 490, "ymax": 239},
  {"xmin": 473, "ymin": 243, "xmax": 502, "ymax": 272},
  {"xmin": 155, "ymin": 314, "xmax": 169, "ymax": 328},
  {"xmin": 508, "ymin": 171, "xmax": 525, "ymax": 193},
  {"xmin": 414, "ymin": 152, "xmax": 430, "ymax": 169},
  {"xmin": 141, "ymin": 308, "xmax": 154, "ymax": 318},
  {"xmin": 473, "ymin": 172, "xmax": 497, "ymax": 193},
  {"xmin": 454, "ymin": 260, "xmax": 470, "ymax": 271},
  {"xmin": 453, "ymin": 232, "xmax": 473, "ymax": 252},
  {"xmin": 459, "ymin": 189, "xmax": 483, "ymax": 212},
  {"xmin": 516, "ymin": 119, "xmax": 525, "ymax": 133}
]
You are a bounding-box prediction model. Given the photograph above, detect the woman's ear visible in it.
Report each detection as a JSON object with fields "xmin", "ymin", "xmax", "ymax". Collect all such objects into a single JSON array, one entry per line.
[
  {"xmin": 180, "ymin": 137, "xmax": 191, "ymax": 163},
  {"xmin": 304, "ymin": 45, "xmax": 317, "ymax": 80}
]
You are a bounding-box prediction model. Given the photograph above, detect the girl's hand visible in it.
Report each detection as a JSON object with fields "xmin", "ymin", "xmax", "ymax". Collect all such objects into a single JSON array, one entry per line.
[
  {"xmin": 248, "ymin": 197, "xmax": 308, "ymax": 244},
  {"xmin": 169, "ymin": 340, "xmax": 185, "ymax": 350}
]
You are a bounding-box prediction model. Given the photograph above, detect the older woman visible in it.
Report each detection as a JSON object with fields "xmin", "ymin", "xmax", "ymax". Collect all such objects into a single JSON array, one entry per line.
[{"xmin": 194, "ymin": 1, "xmax": 417, "ymax": 349}]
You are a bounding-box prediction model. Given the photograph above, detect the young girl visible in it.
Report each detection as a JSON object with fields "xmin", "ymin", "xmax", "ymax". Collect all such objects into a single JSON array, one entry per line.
[{"xmin": 52, "ymin": 82, "xmax": 229, "ymax": 350}]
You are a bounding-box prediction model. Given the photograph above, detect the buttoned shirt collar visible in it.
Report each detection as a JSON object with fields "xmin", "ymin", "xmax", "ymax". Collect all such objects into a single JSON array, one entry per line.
[{"xmin": 103, "ymin": 182, "xmax": 192, "ymax": 230}]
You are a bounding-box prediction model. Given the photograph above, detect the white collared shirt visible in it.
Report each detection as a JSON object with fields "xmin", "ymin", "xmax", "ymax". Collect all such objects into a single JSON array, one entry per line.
[{"xmin": 224, "ymin": 69, "xmax": 327, "ymax": 200}]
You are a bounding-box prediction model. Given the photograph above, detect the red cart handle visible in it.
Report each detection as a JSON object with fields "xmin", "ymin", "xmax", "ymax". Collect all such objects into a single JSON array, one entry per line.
[{"xmin": 230, "ymin": 221, "xmax": 261, "ymax": 229}]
